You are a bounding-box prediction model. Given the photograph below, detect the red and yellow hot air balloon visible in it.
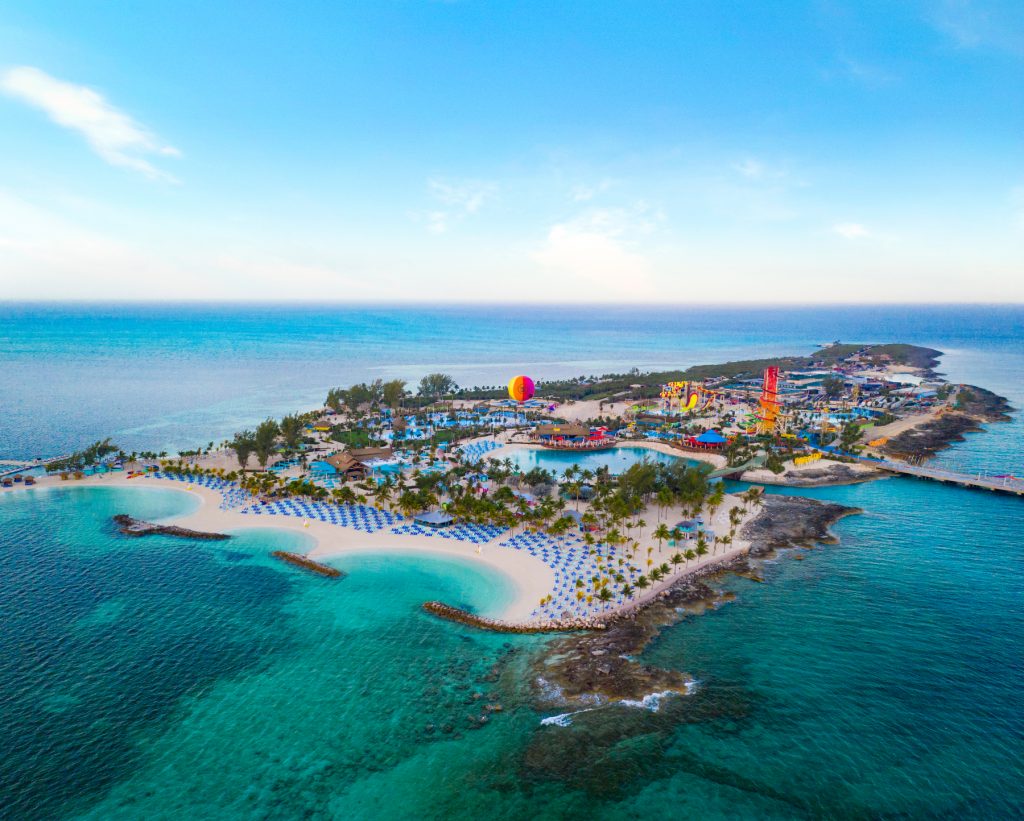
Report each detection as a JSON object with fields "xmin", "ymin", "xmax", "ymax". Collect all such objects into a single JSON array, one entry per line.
[{"xmin": 507, "ymin": 375, "xmax": 535, "ymax": 403}]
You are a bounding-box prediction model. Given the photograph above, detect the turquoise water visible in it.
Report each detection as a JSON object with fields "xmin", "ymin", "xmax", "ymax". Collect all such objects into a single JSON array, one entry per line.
[
  {"xmin": 503, "ymin": 444, "xmax": 697, "ymax": 475},
  {"xmin": 0, "ymin": 486, "xmax": 529, "ymax": 820},
  {"xmin": 2, "ymin": 306, "xmax": 1023, "ymax": 818}
]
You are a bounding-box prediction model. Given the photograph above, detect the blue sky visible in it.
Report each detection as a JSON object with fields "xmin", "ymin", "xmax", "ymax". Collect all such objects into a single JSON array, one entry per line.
[{"xmin": 0, "ymin": 1, "xmax": 1021, "ymax": 302}]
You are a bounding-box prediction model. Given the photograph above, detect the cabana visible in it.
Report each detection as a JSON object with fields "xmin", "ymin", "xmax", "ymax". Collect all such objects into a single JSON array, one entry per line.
[
  {"xmin": 680, "ymin": 429, "xmax": 727, "ymax": 451},
  {"xmin": 413, "ymin": 510, "xmax": 455, "ymax": 529},
  {"xmin": 558, "ymin": 509, "xmax": 585, "ymax": 531},
  {"xmin": 310, "ymin": 452, "xmax": 367, "ymax": 480},
  {"xmin": 534, "ymin": 423, "xmax": 589, "ymax": 442}
]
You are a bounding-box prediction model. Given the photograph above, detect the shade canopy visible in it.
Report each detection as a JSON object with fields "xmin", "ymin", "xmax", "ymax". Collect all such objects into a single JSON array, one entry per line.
[{"xmin": 695, "ymin": 429, "xmax": 727, "ymax": 444}]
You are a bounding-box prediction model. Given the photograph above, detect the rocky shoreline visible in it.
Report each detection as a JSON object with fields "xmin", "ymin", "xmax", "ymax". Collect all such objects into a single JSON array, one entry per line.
[
  {"xmin": 112, "ymin": 514, "xmax": 230, "ymax": 540},
  {"xmin": 529, "ymin": 494, "xmax": 859, "ymax": 709},
  {"xmin": 744, "ymin": 462, "xmax": 882, "ymax": 487},
  {"xmin": 882, "ymin": 385, "xmax": 1012, "ymax": 460},
  {"xmin": 740, "ymin": 494, "xmax": 861, "ymax": 556}
]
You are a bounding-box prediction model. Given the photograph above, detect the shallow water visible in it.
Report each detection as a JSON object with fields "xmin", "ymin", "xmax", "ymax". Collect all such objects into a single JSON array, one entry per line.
[{"xmin": 502, "ymin": 444, "xmax": 695, "ymax": 475}]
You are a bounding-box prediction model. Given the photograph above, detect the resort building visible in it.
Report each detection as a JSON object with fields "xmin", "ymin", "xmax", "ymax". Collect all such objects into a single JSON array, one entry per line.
[
  {"xmin": 412, "ymin": 510, "xmax": 455, "ymax": 529},
  {"xmin": 534, "ymin": 423, "xmax": 590, "ymax": 443}
]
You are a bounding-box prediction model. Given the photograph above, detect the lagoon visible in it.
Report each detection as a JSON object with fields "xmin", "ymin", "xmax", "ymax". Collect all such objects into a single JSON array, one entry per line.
[{"xmin": 500, "ymin": 444, "xmax": 698, "ymax": 476}]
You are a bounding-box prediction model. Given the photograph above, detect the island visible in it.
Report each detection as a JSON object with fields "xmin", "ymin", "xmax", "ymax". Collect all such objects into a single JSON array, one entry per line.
[{"xmin": 5, "ymin": 343, "xmax": 1016, "ymax": 664}]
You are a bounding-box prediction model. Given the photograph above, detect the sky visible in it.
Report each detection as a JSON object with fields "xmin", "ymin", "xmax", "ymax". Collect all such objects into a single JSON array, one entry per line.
[{"xmin": 0, "ymin": 1, "xmax": 1021, "ymax": 303}]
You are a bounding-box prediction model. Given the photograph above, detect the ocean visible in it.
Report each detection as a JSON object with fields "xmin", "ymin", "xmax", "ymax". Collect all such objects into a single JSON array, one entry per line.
[{"xmin": 1, "ymin": 304, "xmax": 1022, "ymax": 818}]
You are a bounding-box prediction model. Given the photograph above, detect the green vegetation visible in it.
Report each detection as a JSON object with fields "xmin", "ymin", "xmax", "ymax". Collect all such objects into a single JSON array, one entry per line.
[
  {"xmin": 451, "ymin": 343, "xmax": 941, "ymax": 402},
  {"xmin": 46, "ymin": 438, "xmax": 122, "ymax": 472}
]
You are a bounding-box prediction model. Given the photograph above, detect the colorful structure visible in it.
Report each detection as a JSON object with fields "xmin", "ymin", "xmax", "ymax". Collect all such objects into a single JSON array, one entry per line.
[
  {"xmin": 507, "ymin": 374, "xmax": 535, "ymax": 403},
  {"xmin": 661, "ymin": 380, "xmax": 718, "ymax": 413},
  {"xmin": 755, "ymin": 366, "xmax": 782, "ymax": 435}
]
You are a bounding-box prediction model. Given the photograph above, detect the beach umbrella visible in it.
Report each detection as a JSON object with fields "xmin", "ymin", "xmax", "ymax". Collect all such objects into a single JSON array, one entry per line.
[{"xmin": 507, "ymin": 375, "xmax": 535, "ymax": 403}]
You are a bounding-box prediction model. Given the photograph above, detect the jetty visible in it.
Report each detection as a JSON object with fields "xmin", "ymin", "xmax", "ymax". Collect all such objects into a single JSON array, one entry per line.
[
  {"xmin": 113, "ymin": 514, "xmax": 231, "ymax": 540},
  {"xmin": 802, "ymin": 445, "xmax": 1023, "ymax": 496},
  {"xmin": 423, "ymin": 602, "xmax": 604, "ymax": 633},
  {"xmin": 0, "ymin": 454, "xmax": 75, "ymax": 479},
  {"xmin": 865, "ymin": 458, "xmax": 1024, "ymax": 496},
  {"xmin": 271, "ymin": 551, "xmax": 343, "ymax": 577}
]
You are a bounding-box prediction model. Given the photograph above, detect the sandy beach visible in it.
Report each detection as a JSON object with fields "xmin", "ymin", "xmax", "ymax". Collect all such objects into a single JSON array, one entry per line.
[{"xmin": 10, "ymin": 471, "xmax": 759, "ymax": 626}]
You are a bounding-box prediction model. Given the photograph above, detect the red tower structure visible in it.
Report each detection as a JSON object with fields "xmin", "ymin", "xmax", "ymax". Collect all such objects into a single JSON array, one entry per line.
[{"xmin": 756, "ymin": 366, "xmax": 781, "ymax": 435}]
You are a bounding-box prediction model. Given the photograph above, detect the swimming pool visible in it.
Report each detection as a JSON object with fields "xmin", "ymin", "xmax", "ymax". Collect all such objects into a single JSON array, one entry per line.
[{"xmin": 500, "ymin": 445, "xmax": 700, "ymax": 475}]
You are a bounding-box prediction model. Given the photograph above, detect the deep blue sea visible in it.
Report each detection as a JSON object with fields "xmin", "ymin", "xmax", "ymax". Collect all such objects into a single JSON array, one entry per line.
[{"xmin": 1, "ymin": 304, "xmax": 1022, "ymax": 818}]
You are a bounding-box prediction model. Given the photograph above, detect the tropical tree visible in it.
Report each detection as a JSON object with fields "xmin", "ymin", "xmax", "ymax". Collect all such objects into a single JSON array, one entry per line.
[
  {"xmin": 279, "ymin": 414, "xmax": 304, "ymax": 451},
  {"xmin": 325, "ymin": 387, "xmax": 345, "ymax": 413},
  {"xmin": 653, "ymin": 523, "xmax": 671, "ymax": 553},
  {"xmin": 382, "ymin": 379, "xmax": 408, "ymax": 410},
  {"xmin": 253, "ymin": 419, "xmax": 280, "ymax": 469},
  {"xmin": 231, "ymin": 430, "xmax": 256, "ymax": 472},
  {"xmin": 707, "ymin": 481, "xmax": 726, "ymax": 519},
  {"xmin": 417, "ymin": 373, "xmax": 458, "ymax": 405}
]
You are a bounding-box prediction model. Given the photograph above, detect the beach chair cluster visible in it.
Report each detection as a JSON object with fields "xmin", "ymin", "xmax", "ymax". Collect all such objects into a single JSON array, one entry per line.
[
  {"xmin": 499, "ymin": 531, "xmax": 635, "ymax": 620},
  {"xmin": 389, "ymin": 521, "xmax": 506, "ymax": 544},
  {"xmin": 460, "ymin": 440, "xmax": 502, "ymax": 463},
  {"xmin": 151, "ymin": 471, "xmax": 252, "ymax": 510},
  {"xmin": 240, "ymin": 499, "xmax": 402, "ymax": 533}
]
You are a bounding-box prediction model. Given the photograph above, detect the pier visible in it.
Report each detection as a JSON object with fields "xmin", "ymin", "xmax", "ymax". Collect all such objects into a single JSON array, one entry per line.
[
  {"xmin": 0, "ymin": 454, "xmax": 75, "ymax": 479},
  {"xmin": 867, "ymin": 459, "xmax": 1024, "ymax": 495},
  {"xmin": 811, "ymin": 449, "xmax": 1024, "ymax": 496}
]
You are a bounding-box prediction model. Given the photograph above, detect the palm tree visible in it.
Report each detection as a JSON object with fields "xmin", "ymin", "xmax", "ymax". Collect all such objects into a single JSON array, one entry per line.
[
  {"xmin": 670, "ymin": 552, "xmax": 683, "ymax": 571},
  {"xmin": 656, "ymin": 487, "xmax": 674, "ymax": 521},
  {"xmin": 636, "ymin": 574, "xmax": 650, "ymax": 591},
  {"xmin": 653, "ymin": 523, "xmax": 671, "ymax": 553},
  {"xmin": 684, "ymin": 548, "xmax": 696, "ymax": 566},
  {"xmin": 621, "ymin": 583, "xmax": 635, "ymax": 599}
]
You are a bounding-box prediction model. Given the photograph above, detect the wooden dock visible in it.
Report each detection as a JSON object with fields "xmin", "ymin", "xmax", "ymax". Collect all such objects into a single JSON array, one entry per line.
[{"xmin": 869, "ymin": 460, "xmax": 1024, "ymax": 496}]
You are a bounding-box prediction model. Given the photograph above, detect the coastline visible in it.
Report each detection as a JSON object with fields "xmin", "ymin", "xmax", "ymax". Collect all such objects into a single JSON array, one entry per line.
[{"xmin": 5, "ymin": 472, "xmax": 761, "ymax": 627}]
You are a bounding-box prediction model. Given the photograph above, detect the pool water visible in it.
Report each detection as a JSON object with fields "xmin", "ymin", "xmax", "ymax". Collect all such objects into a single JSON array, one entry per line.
[{"xmin": 501, "ymin": 445, "xmax": 700, "ymax": 475}]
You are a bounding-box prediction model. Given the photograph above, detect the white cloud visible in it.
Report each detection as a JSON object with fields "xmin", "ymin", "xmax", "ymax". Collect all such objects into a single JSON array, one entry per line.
[
  {"xmin": 532, "ymin": 206, "xmax": 658, "ymax": 295},
  {"xmin": 833, "ymin": 222, "xmax": 871, "ymax": 239},
  {"xmin": 419, "ymin": 177, "xmax": 496, "ymax": 232},
  {"xmin": 1, "ymin": 66, "xmax": 180, "ymax": 181}
]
